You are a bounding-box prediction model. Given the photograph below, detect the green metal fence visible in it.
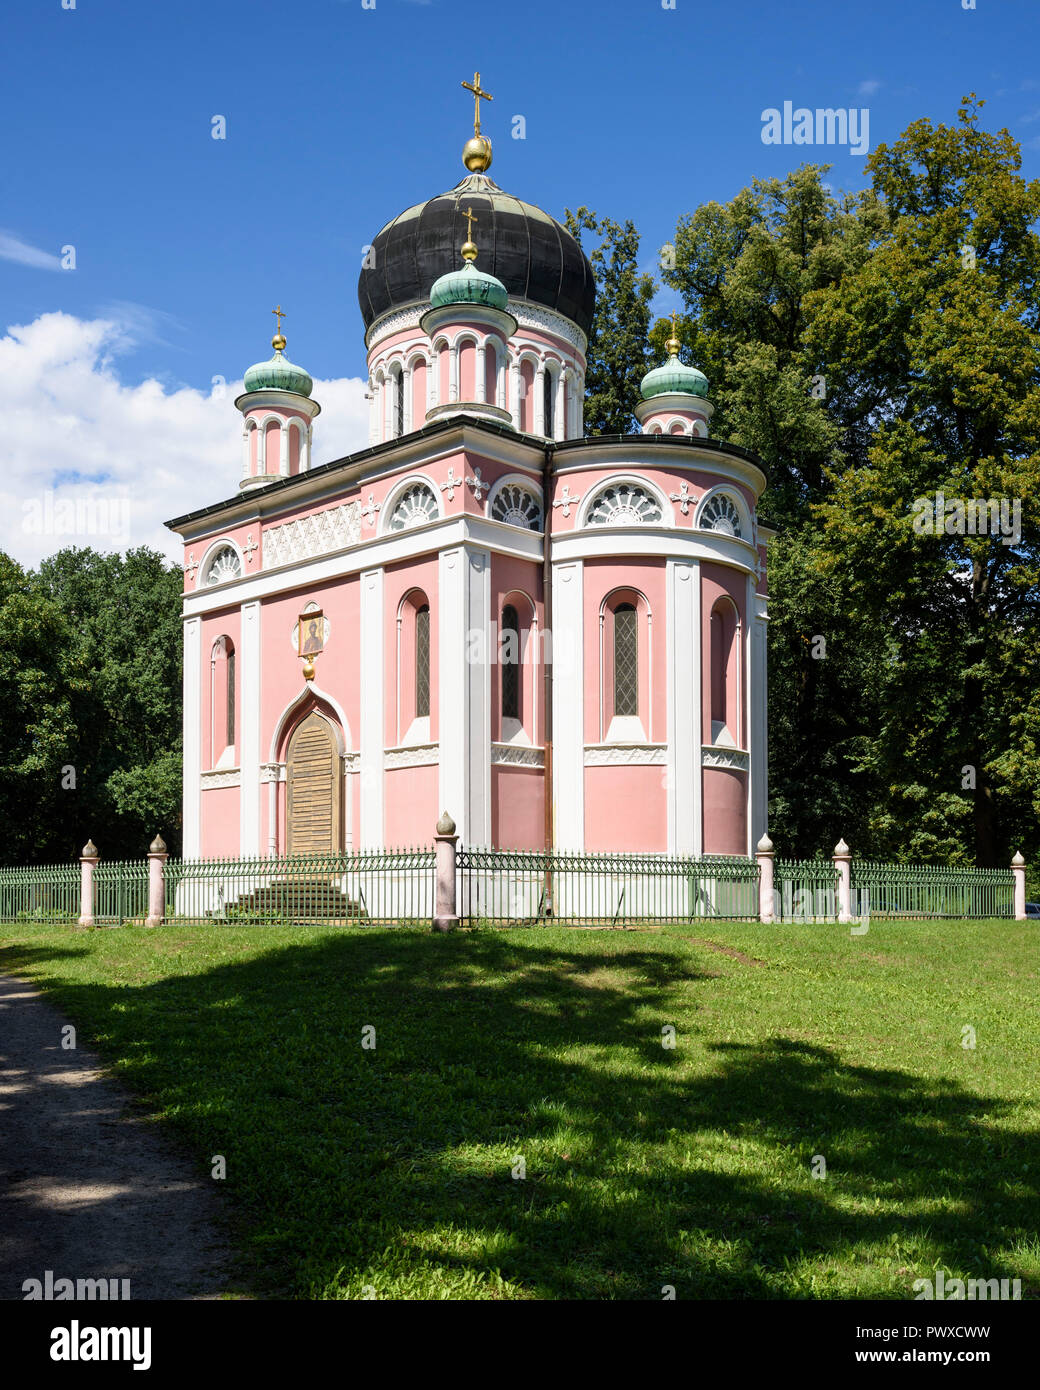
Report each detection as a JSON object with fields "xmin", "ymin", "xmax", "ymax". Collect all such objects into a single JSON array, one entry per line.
[
  {"xmin": 456, "ymin": 847, "xmax": 760, "ymax": 925},
  {"xmin": 165, "ymin": 848, "xmax": 435, "ymax": 926},
  {"xmin": 775, "ymin": 859, "xmax": 840, "ymax": 921},
  {"xmin": 0, "ymin": 862, "xmax": 80, "ymax": 923},
  {"xmin": 94, "ymin": 860, "xmax": 150, "ymax": 926},
  {"xmin": 851, "ymin": 860, "xmax": 1013, "ymax": 919}
]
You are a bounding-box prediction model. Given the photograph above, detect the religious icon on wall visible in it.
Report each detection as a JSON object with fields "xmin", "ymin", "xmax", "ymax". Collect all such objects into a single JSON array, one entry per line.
[{"xmin": 299, "ymin": 610, "xmax": 325, "ymax": 655}]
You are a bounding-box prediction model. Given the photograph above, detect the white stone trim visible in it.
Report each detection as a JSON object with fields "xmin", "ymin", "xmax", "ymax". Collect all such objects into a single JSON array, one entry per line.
[
  {"xmin": 550, "ymin": 529, "xmax": 759, "ymax": 573},
  {"xmin": 201, "ymin": 768, "xmax": 241, "ymax": 789},
  {"xmin": 750, "ymin": 588, "xmax": 769, "ymax": 854},
  {"xmin": 263, "ymin": 500, "xmax": 362, "ymax": 568},
  {"xmin": 491, "ymin": 743, "xmax": 544, "ymax": 767},
  {"xmin": 366, "ymin": 298, "xmax": 588, "ymax": 358},
  {"xmin": 182, "ymin": 617, "xmax": 202, "ymax": 857},
  {"xmin": 666, "ymin": 559, "xmax": 699, "ymax": 855},
  {"xmin": 701, "ymin": 745, "xmax": 750, "ymax": 770},
  {"xmin": 384, "ymin": 743, "xmax": 440, "ymax": 769},
  {"xmin": 584, "ymin": 744, "xmax": 667, "ymax": 766},
  {"xmin": 239, "ymin": 601, "xmax": 261, "ymax": 855}
]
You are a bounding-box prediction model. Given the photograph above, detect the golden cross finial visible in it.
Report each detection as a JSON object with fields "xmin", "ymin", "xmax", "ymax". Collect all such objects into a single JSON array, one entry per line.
[
  {"xmin": 666, "ymin": 309, "xmax": 682, "ymax": 355},
  {"xmin": 272, "ymin": 305, "xmax": 286, "ymax": 334},
  {"xmin": 463, "ymin": 206, "xmax": 478, "ymax": 241},
  {"xmin": 461, "ymin": 71, "xmax": 493, "ymax": 136}
]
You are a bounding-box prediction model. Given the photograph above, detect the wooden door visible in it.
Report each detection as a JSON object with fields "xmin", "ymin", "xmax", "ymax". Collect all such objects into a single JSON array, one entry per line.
[{"xmin": 286, "ymin": 713, "xmax": 340, "ymax": 855}]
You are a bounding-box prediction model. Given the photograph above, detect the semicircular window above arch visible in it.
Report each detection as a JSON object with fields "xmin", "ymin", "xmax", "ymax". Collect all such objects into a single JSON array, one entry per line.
[
  {"xmin": 491, "ymin": 484, "xmax": 542, "ymax": 531},
  {"xmin": 586, "ymin": 483, "xmax": 663, "ymax": 528},
  {"xmin": 204, "ymin": 544, "xmax": 242, "ymax": 585},
  {"xmin": 388, "ymin": 483, "xmax": 438, "ymax": 532},
  {"xmin": 699, "ymin": 494, "xmax": 743, "ymax": 538}
]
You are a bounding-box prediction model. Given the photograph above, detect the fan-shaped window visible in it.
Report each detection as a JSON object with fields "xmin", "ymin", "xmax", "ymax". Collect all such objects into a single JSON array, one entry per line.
[
  {"xmin": 415, "ymin": 605, "xmax": 430, "ymax": 719},
  {"xmin": 699, "ymin": 494, "xmax": 743, "ymax": 538},
  {"xmin": 586, "ymin": 484, "xmax": 663, "ymax": 527},
  {"xmin": 204, "ymin": 545, "xmax": 242, "ymax": 586},
  {"xmin": 388, "ymin": 483, "xmax": 438, "ymax": 532},
  {"xmin": 491, "ymin": 484, "xmax": 542, "ymax": 531}
]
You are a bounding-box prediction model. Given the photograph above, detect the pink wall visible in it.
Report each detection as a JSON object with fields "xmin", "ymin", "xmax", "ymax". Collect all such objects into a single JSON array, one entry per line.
[
  {"xmin": 520, "ymin": 361, "xmax": 535, "ymax": 432},
  {"xmin": 703, "ymin": 767, "xmax": 747, "ymax": 855},
  {"xmin": 701, "ymin": 563, "xmax": 746, "ymax": 747},
  {"xmin": 582, "ymin": 558, "xmax": 667, "ymax": 745},
  {"xmin": 492, "ymin": 766, "xmax": 543, "ymax": 849},
  {"xmin": 585, "ymin": 766, "xmax": 667, "ymax": 851},
  {"xmin": 383, "ymin": 555, "xmax": 440, "ymax": 747},
  {"xmin": 459, "ymin": 339, "xmax": 477, "ymax": 401},
  {"xmin": 412, "ymin": 360, "xmax": 427, "ymax": 427},
  {"xmin": 201, "ymin": 785, "xmax": 240, "ymax": 856},
  {"xmin": 385, "ymin": 765, "xmax": 438, "ymax": 848}
]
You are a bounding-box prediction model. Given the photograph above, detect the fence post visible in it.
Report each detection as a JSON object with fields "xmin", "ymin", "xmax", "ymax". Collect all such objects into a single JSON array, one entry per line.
[
  {"xmin": 78, "ymin": 839, "xmax": 99, "ymax": 929},
  {"xmin": 757, "ymin": 833, "xmax": 775, "ymax": 923},
  {"xmin": 432, "ymin": 811, "xmax": 459, "ymax": 932},
  {"xmin": 146, "ymin": 835, "xmax": 168, "ymax": 928},
  {"xmin": 834, "ymin": 838, "xmax": 852, "ymax": 923},
  {"xmin": 1012, "ymin": 851, "xmax": 1026, "ymax": 921}
]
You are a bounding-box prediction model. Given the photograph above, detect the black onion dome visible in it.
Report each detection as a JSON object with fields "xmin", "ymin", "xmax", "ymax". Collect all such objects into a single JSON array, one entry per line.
[{"xmin": 359, "ymin": 173, "xmax": 596, "ymax": 337}]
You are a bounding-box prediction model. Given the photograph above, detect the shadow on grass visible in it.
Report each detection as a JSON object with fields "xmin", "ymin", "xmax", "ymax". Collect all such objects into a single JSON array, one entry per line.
[{"xmin": 1, "ymin": 929, "xmax": 1036, "ymax": 1300}]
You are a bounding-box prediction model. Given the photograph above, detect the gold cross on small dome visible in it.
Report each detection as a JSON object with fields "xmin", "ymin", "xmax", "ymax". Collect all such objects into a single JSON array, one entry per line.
[
  {"xmin": 461, "ymin": 205, "xmax": 479, "ymax": 262},
  {"xmin": 666, "ymin": 310, "xmax": 682, "ymax": 355},
  {"xmin": 271, "ymin": 304, "xmax": 287, "ymax": 351},
  {"xmin": 461, "ymin": 72, "xmax": 493, "ymax": 135}
]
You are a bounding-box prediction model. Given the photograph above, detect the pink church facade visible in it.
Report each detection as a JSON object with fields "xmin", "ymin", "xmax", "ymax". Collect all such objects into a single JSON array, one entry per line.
[{"xmin": 168, "ymin": 141, "xmax": 771, "ymax": 861}]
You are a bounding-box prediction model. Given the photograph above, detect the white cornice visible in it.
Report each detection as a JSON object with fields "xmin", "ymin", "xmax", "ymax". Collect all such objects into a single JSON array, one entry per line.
[
  {"xmin": 366, "ymin": 298, "xmax": 588, "ymax": 358},
  {"xmin": 549, "ymin": 527, "xmax": 759, "ymax": 573},
  {"xmin": 234, "ymin": 388, "xmax": 322, "ymax": 419}
]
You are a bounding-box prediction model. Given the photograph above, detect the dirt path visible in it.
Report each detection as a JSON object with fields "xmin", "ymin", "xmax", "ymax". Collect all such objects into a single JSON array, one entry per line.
[{"xmin": 0, "ymin": 973, "xmax": 233, "ymax": 1301}]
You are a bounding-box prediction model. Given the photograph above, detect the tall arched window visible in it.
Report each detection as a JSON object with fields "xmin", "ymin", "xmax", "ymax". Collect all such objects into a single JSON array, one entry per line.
[
  {"xmin": 613, "ymin": 603, "xmax": 638, "ymax": 718},
  {"xmin": 501, "ymin": 604, "xmax": 520, "ymax": 721},
  {"xmin": 210, "ymin": 636, "xmax": 236, "ymax": 767},
  {"xmin": 543, "ymin": 370, "xmax": 554, "ymax": 437},
  {"xmin": 708, "ymin": 598, "xmax": 740, "ymax": 745},
  {"xmin": 415, "ymin": 604, "xmax": 430, "ymax": 719},
  {"xmin": 393, "ymin": 366, "xmax": 404, "ymax": 437},
  {"xmin": 226, "ymin": 645, "xmax": 236, "ymax": 746}
]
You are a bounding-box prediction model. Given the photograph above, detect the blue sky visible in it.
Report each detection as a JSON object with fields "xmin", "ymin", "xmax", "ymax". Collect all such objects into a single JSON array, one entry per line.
[{"xmin": 1, "ymin": 0, "xmax": 1038, "ymax": 563}]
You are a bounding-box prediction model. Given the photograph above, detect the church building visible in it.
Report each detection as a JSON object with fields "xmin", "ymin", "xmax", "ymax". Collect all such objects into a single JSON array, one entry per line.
[{"xmin": 166, "ymin": 78, "xmax": 771, "ymax": 860}]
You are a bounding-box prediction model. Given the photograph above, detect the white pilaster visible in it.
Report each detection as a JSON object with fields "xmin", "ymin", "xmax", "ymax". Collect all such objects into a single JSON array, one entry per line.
[
  {"xmin": 279, "ymin": 423, "xmax": 288, "ymax": 476},
  {"xmin": 449, "ymin": 346, "xmax": 459, "ymax": 403},
  {"xmin": 750, "ymin": 584, "xmax": 769, "ymax": 855},
  {"xmin": 360, "ymin": 567, "xmax": 385, "ymax": 847},
  {"xmin": 534, "ymin": 365, "xmax": 546, "ymax": 436},
  {"xmin": 438, "ymin": 546, "xmax": 491, "ymax": 846},
  {"xmin": 476, "ymin": 343, "xmax": 486, "ymax": 403},
  {"xmin": 553, "ymin": 371, "xmax": 566, "ymax": 440},
  {"xmin": 241, "ymin": 428, "xmax": 250, "ymax": 480},
  {"xmin": 667, "ymin": 559, "xmax": 699, "ymax": 855},
  {"xmin": 552, "ymin": 560, "xmax": 584, "ymax": 849},
  {"xmin": 509, "ymin": 360, "xmax": 520, "ymax": 430},
  {"xmin": 182, "ymin": 616, "xmax": 202, "ymax": 857},
  {"xmin": 239, "ymin": 601, "xmax": 261, "ymax": 855},
  {"xmin": 403, "ymin": 365, "xmax": 413, "ymax": 432}
]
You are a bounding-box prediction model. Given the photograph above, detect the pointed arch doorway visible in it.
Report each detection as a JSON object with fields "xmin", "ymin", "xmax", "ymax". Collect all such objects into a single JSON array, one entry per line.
[{"xmin": 286, "ymin": 712, "xmax": 341, "ymax": 855}]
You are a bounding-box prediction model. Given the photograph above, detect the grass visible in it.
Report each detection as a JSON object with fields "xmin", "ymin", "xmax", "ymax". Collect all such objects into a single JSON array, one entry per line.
[{"xmin": 1, "ymin": 917, "xmax": 1038, "ymax": 1300}]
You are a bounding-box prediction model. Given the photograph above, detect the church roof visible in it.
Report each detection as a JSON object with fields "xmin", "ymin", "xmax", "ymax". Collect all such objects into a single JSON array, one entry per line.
[{"xmin": 358, "ymin": 173, "xmax": 596, "ymax": 337}]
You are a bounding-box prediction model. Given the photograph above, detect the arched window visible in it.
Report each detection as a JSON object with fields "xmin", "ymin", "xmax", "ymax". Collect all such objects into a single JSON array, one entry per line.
[
  {"xmin": 699, "ymin": 493, "xmax": 743, "ymax": 537},
  {"xmin": 387, "ymin": 483, "xmax": 438, "ymax": 531},
  {"xmin": 586, "ymin": 483, "xmax": 664, "ymax": 527},
  {"xmin": 490, "ymin": 483, "xmax": 542, "ymax": 530},
  {"xmin": 708, "ymin": 598, "xmax": 740, "ymax": 745},
  {"xmin": 501, "ymin": 604, "xmax": 520, "ymax": 721},
  {"xmin": 210, "ymin": 636, "xmax": 236, "ymax": 767},
  {"xmin": 392, "ymin": 365, "xmax": 404, "ymax": 438},
  {"xmin": 613, "ymin": 603, "xmax": 638, "ymax": 718},
  {"xmin": 543, "ymin": 369, "xmax": 554, "ymax": 437},
  {"xmin": 226, "ymin": 645, "xmax": 236, "ymax": 746},
  {"xmin": 204, "ymin": 545, "xmax": 242, "ymax": 586},
  {"xmin": 415, "ymin": 605, "xmax": 430, "ymax": 719}
]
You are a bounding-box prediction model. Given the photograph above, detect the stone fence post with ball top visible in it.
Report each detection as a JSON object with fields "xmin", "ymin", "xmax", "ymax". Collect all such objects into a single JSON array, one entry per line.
[
  {"xmin": 1012, "ymin": 851, "xmax": 1026, "ymax": 921},
  {"xmin": 757, "ymin": 833, "xmax": 775, "ymax": 923},
  {"xmin": 78, "ymin": 839, "xmax": 99, "ymax": 929},
  {"xmin": 834, "ymin": 838, "xmax": 852, "ymax": 923},
  {"xmin": 146, "ymin": 835, "xmax": 168, "ymax": 928},
  {"xmin": 432, "ymin": 811, "xmax": 459, "ymax": 932}
]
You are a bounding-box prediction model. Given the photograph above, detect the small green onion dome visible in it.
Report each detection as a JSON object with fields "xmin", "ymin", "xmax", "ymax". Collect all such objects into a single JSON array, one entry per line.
[
  {"xmin": 429, "ymin": 259, "xmax": 509, "ymax": 313},
  {"xmin": 243, "ymin": 338, "xmax": 314, "ymax": 397},
  {"xmin": 640, "ymin": 351, "xmax": 709, "ymax": 400}
]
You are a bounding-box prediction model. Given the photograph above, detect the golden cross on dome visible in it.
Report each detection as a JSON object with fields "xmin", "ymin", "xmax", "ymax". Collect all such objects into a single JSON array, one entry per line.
[
  {"xmin": 667, "ymin": 309, "xmax": 682, "ymax": 354},
  {"xmin": 462, "ymin": 206, "xmax": 478, "ymax": 241},
  {"xmin": 461, "ymin": 71, "xmax": 493, "ymax": 135},
  {"xmin": 272, "ymin": 305, "xmax": 286, "ymax": 335}
]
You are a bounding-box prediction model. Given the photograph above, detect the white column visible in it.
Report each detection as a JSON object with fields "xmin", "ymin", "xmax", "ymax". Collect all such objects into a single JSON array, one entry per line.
[
  {"xmin": 534, "ymin": 365, "xmax": 546, "ymax": 436},
  {"xmin": 241, "ymin": 428, "xmax": 250, "ymax": 480},
  {"xmin": 438, "ymin": 546, "xmax": 491, "ymax": 846},
  {"xmin": 552, "ymin": 560, "xmax": 584, "ymax": 849},
  {"xmin": 692, "ymin": 561, "xmax": 703, "ymax": 857},
  {"xmin": 476, "ymin": 343, "xmax": 486, "ymax": 403},
  {"xmin": 403, "ymin": 365, "xmax": 413, "ymax": 432},
  {"xmin": 496, "ymin": 349, "xmax": 506, "ymax": 410},
  {"xmin": 368, "ymin": 379, "xmax": 379, "ymax": 445},
  {"xmin": 182, "ymin": 616, "xmax": 202, "ymax": 858},
  {"xmin": 360, "ymin": 567, "xmax": 385, "ymax": 847},
  {"xmin": 750, "ymin": 585, "xmax": 769, "ymax": 855},
  {"xmin": 449, "ymin": 346, "xmax": 459, "ymax": 403},
  {"xmin": 429, "ymin": 351, "xmax": 438, "ymax": 414},
  {"xmin": 279, "ymin": 423, "xmax": 289, "ymax": 477},
  {"xmin": 257, "ymin": 425, "xmax": 267, "ymax": 474},
  {"xmin": 305, "ymin": 423, "xmax": 313, "ymax": 471},
  {"xmin": 239, "ymin": 601, "xmax": 261, "ymax": 855},
  {"xmin": 667, "ymin": 559, "xmax": 698, "ymax": 855},
  {"xmin": 509, "ymin": 359, "xmax": 520, "ymax": 429},
  {"xmin": 553, "ymin": 371, "xmax": 566, "ymax": 440}
]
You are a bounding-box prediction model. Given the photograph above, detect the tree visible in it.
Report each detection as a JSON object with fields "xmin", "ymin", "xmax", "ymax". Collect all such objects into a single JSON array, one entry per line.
[{"xmin": 564, "ymin": 208, "xmax": 656, "ymax": 433}]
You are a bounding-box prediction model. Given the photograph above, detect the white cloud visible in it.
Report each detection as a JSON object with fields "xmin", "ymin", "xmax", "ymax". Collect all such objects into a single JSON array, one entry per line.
[
  {"xmin": 857, "ymin": 80, "xmax": 882, "ymax": 97},
  {"xmin": 0, "ymin": 312, "xmax": 369, "ymax": 569},
  {"xmin": 0, "ymin": 231, "xmax": 63, "ymax": 271}
]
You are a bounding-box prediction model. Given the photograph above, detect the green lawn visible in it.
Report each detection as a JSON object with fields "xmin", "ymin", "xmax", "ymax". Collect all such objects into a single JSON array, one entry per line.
[{"xmin": 2, "ymin": 918, "xmax": 1038, "ymax": 1300}]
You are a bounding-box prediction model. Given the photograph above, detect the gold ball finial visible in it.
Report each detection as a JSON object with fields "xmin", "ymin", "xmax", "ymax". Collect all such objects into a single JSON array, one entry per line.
[
  {"xmin": 666, "ymin": 310, "xmax": 682, "ymax": 356},
  {"xmin": 271, "ymin": 305, "xmax": 287, "ymax": 353},
  {"xmin": 460, "ymin": 206, "xmax": 479, "ymax": 262},
  {"xmin": 272, "ymin": 333, "xmax": 286, "ymax": 352},
  {"xmin": 462, "ymin": 134, "xmax": 493, "ymax": 172}
]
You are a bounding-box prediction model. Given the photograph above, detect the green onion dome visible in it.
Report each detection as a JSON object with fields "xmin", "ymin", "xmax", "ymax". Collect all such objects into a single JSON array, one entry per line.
[
  {"xmin": 429, "ymin": 258, "xmax": 509, "ymax": 313},
  {"xmin": 640, "ymin": 351, "xmax": 709, "ymax": 401},
  {"xmin": 243, "ymin": 338, "xmax": 314, "ymax": 397}
]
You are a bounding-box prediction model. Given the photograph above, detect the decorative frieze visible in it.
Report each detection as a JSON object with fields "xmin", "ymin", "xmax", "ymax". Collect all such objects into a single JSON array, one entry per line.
[
  {"xmin": 342, "ymin": 752, "xmax": 361, "ymax": 773},
  {"xmin": 259, "ymin": 763, "xmax": 284, "ymax": 783},
  {"xmin": 201, "ymin": 768, "xmax": 242, "ymax": 789},
  {"xmin": 263, "ymin": 500, "xmax": 362, "ymax": 569},
  {"xmin": 491, "ymin": 743, "xmax": 545, "ymax": 767},
  {"xmin": 584, "ymin": 744, "xmax": 667, "ymax": 766},
  {"xmin": 701, "ymin": 746, "xmax": 750, "ymax": 770},
  {"xmin": 384, "ymin": 743, "xmax": 440, "ymax": 769}
]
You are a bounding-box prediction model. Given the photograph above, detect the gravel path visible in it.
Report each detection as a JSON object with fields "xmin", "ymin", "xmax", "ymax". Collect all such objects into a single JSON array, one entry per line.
[{"xmin": 0, "ymin": 972, "xmax": 233, "ymax": 1301}]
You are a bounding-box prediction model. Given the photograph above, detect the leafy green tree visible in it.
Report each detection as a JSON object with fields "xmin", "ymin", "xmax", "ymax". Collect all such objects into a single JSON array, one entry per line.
[{"xmin": 564, "ymin": 207, "xmax": 656, "ymax": 433}]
